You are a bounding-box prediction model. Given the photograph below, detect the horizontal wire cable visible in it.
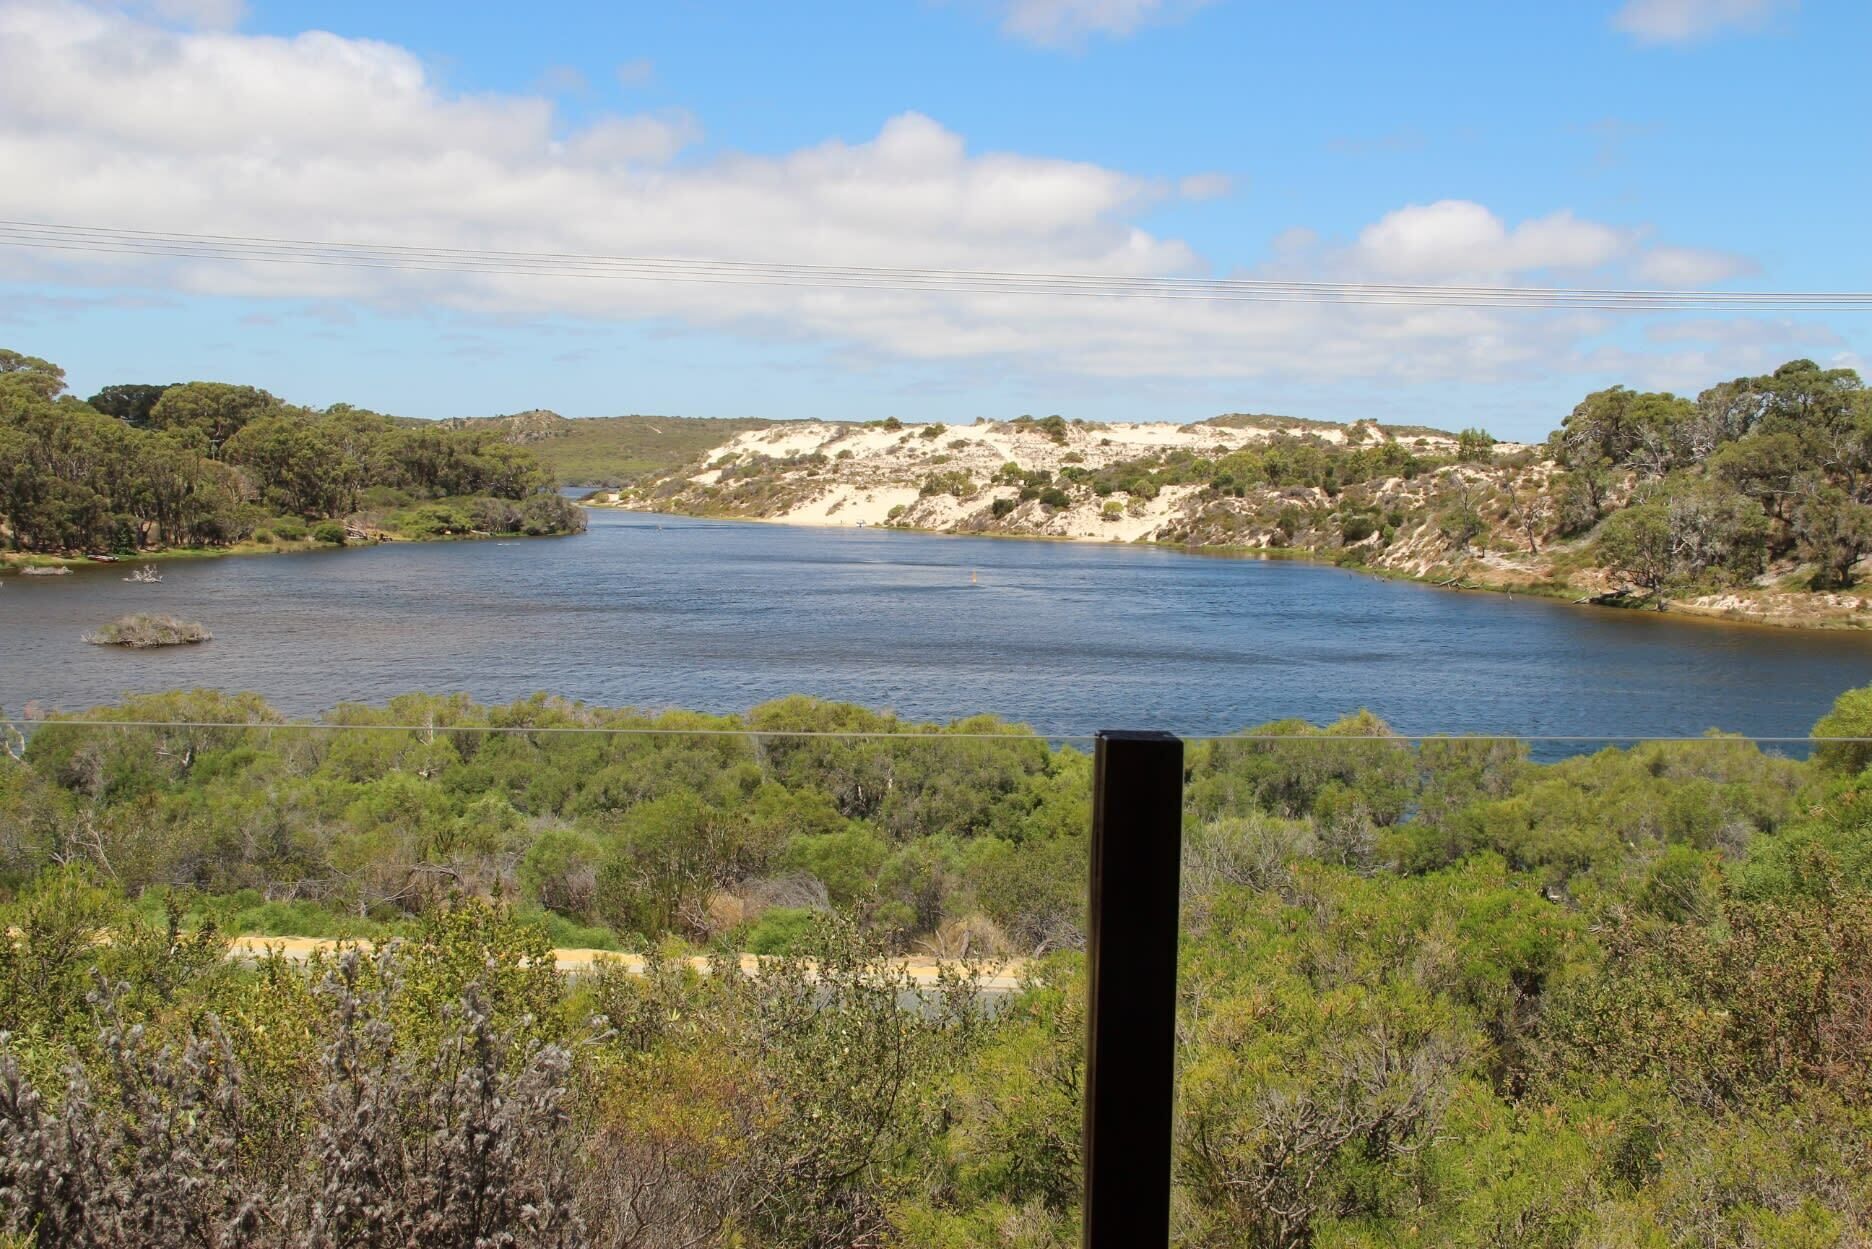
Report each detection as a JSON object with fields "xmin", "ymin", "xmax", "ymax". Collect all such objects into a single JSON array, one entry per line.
[
  {"xmin": 5, "ymin": 220, "xmax": 1871, "ymax": 313},
  {"xmin": 6, "ymin": 218, "xmax": 1866, "ymax": 302}
]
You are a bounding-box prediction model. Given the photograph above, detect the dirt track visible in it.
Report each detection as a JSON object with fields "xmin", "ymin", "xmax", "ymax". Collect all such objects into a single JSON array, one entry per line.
[{"xmin": 227, "ymin": 935, "xmax": 1028, "ymax": 993}]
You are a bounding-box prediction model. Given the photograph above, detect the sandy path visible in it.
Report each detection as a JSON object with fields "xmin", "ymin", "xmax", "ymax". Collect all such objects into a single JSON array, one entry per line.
[{"xmin": 227, "ymin": 934, "xmax": 1028, "ymax": 992}]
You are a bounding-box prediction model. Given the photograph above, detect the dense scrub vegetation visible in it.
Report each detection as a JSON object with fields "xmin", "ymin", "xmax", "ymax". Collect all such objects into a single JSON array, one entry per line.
[
  {"xmin": 0, "ymin": 349, "xmax": 583, "ymax": 557},
  {"xmin": 617, "ymin": 358, "xmax": 1872, "ymax": 622},
  {"xmin": 7, "ymin": 687, "xmax": 1872, "ymax": 1244},
  {"xmin": 1087, "ymin": 359, "xmax": 1872, "ymax": 601},
  {"xmin": 438, "ymin": 410, "xmax": 779, "ymax": 487},
  {"xmin": 1559, "ymin": 359, "xmax": 1872, "ymax": 594}
]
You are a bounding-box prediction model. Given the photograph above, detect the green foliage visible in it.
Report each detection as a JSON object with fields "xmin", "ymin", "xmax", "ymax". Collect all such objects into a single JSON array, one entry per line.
[
  {"xmin": 744, "ymin": 905, "xmax": 818, "ymax": 953},
  {"xmin": 1814, "ymin": 685, "xmax": 1872, "ymax": 776},
  {"xmin": 456, "ymin": 412, "xmax": 775, "ymax": 486},
  {"xmin": 1456, "ymin": 427, "xmax": 1497, "ymax": 462},
  {"xmin": 921, "ymin": 469, "xmax": 979, "ymax": 500},
  {"xmin": 0, "ymin": 349, "xmax": 582, "ymax": 554},
  {"xmin": 9, "ymin": 683, "xmax": 1872, "ymax": 1243}
]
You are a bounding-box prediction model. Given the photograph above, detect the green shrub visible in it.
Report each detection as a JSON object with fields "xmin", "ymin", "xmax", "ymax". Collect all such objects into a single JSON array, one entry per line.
[
  {"xmin": 1039, "ymin": 487, "xmax": 1071, "ymax": 509},
  {"xmin": 312, "ymin": 521, "xmax": 346, "ymax": 545},
  {"xmin": 919, "ymin": 470, "xmax": 977, "ymax": 500},
  {"xmin": 991, "ymin": 498, "xmax": 1016, "ymax": 518},
  {"xmin": 746, "ymin": 906, "xmax": 819, "ymax": 954},
  {"xmin": 272, "ymin": 517, "xmax": 308, "ymax": 541}
]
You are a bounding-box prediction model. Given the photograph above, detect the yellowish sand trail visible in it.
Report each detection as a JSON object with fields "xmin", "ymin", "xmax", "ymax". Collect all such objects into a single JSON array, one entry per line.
[{"xmin": 227, "ymin": 935, "xmax": 1028, "ymax": 993}]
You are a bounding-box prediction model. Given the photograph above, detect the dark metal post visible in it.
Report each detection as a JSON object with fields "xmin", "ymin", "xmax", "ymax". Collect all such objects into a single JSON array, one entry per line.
[{"xmin": 1084, "ymin": 729, "xmax": 1184, "ymax": 1249}]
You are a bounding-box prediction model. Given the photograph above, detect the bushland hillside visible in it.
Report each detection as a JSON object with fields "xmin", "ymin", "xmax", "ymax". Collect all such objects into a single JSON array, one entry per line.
[{"xmin": 595, "ymin": 359, "xmax": 1872, "ymax": 627}]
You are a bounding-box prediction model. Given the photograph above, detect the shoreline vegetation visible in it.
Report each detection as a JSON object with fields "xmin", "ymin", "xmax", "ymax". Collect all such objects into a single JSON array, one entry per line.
[
  {"xmin": 564, "ymin": 359, "xmax": 1872, "ymax": 631},
  {"xmin": 0, "ymin": 348, "xmax": 586, "ymax": 565},
  {"xmin": 7, "ymin": 684, "xmax": 1872, "ymax": 1243}
]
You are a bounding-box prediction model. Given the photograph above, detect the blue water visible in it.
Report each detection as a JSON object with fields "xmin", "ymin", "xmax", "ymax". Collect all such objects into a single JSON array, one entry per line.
[{"xmin": 4, "ymin": 509, "xmax": 1870, "ymax": 742}]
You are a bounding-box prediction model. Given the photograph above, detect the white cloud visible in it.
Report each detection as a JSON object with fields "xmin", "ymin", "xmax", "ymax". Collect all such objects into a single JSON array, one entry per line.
[
  {"xmin": 615, "ymin": 56, "xmax": 654, "ymax": 89},
  {"xmin": 1176, "ymin": 172, "xmax": 1232, "ymax": 201},
  {"xmin": 996, "ymin": 0, "xmax": 1208, "ymax": 47},
  {"xmin": 1586, "ymin": 319, "xmax": 1850, "ymax": 393},
  {"xmin": 1352, "ymin": 201, "xmax": 1629, "ymax": 281},
  {"xmin": 1632, "ymin": 245, "xmax": 1755, "ymax": 286},
  {"xmin": 0, "ymin": 1, "xmax": 1803, "ymax": 394},
  {"xmin": 561, "ymin": 110, "xmax": 702, "ymax": 165},
  {"xmin": 1644, "ymin": 317, "xmax": 1837, "ymax": 348},
  {"xmin": 101, "ymin": 0, "xmax": 241, "ymax": 28},
  {"xmin": 1612, "ymin": 0, "xmax": 1793, "ymax": 44}
]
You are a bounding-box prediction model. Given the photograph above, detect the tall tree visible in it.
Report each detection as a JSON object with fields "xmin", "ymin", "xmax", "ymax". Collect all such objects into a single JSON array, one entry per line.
[{"xmin": 87, "ymin": 383, "xmax": 173, "ymax": 428}]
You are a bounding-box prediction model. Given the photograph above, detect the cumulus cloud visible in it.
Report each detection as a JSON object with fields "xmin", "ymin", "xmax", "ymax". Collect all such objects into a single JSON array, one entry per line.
[
  {"xmin": 1351, "ymin": 201, "xmax": 1629, "ymax": 281},
  {"xmin": 0, "ymin": 1, "xmax": 1811, "ymax": 392},
  {"xmin": 1587, "ymin": 318, "xmax": 1852, "ymax": 393},
  {"xmin": 1632, "ymin": 245, "xmax": 1756, "ymax": 286},
  {"xmin": 100, "ymin": 0, "xmax": 240, "ymax": 28},
  {"xmin": 1612, "ymin": 0, "xmax": 1793, "ymax": 44},
  {"xmin": 996, "ymin": 0, "xmax": 1208, "ymax": 47}
]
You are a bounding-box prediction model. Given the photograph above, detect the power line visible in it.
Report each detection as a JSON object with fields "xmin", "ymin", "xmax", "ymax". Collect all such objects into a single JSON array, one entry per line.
[{"xmin": 4, "ymin": 219, "xmax": 1870, "ymax": 313}]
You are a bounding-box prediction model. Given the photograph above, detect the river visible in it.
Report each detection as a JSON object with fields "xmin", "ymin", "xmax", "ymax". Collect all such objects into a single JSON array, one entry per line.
[{"xmin": 4, "ymin": 508, "xmax": 1870, "ymax": 744}]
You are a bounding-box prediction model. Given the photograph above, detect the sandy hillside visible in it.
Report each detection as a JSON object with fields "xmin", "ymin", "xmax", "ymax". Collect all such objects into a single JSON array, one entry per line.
[{"xmin": 589, "ymin": 416, "xmax": 1495, "ymax": 539}]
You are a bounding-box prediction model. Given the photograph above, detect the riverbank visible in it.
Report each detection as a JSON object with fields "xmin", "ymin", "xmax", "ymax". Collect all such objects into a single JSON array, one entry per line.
[
  {"xmin": 596, "ymin": 498, "xmax": 1872, "ymax": 632},
  {"xmin": 0, "ymin": 525, "xmax": 583, "ymax": 574}
]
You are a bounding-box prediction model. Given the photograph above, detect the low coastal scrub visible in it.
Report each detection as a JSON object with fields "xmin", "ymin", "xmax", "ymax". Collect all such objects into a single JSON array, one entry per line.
[
  {"xmin": 81, "ymin": 613, "xmax": 211, "ymax": 648},
  {"xmin": 7, "ymin": 690, "xmax": 1872, "ymax": 1244}
]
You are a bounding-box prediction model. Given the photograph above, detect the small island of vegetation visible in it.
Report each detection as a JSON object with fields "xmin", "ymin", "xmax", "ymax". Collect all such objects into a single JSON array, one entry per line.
[
  {"xmin": 0, "ymin": 348, "xmax": 584, "ymax": 564},
  {"xmin": 82, "ymin": 613, "xmax": 212, "ymax": 648}
]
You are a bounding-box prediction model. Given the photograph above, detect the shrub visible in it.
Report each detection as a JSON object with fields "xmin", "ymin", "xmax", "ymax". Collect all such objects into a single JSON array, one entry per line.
[
  {"xmin": 1038, "ymin": 487, "xmax": 1071, "ymax": 509},
  {"xmin": 272, "ymin": 517, "xmax": 308, "ymax": 541},
  {"xmin": 920, "ymin": 470, "xmax": 978, "ymax": 500},
  {"xmin": 991, "ymin": 498, "xmax": 1017, "ymax": 518},
  {"xmin": 746, "ymin": 906, "xmax": 818, "ymax": 954},
  {"xmin": 83, "ymin": 614, "xmax": 212, "ymax": 648},
  {"xmin": 312, "ymin": 521, "xmax": 346, "ymax": 545}
]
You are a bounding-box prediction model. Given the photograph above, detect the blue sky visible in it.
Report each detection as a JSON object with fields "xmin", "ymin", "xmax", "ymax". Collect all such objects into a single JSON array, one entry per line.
[{"xmin": 0, "ymin": 0, "xmax": 1865, "ymax": 438}]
